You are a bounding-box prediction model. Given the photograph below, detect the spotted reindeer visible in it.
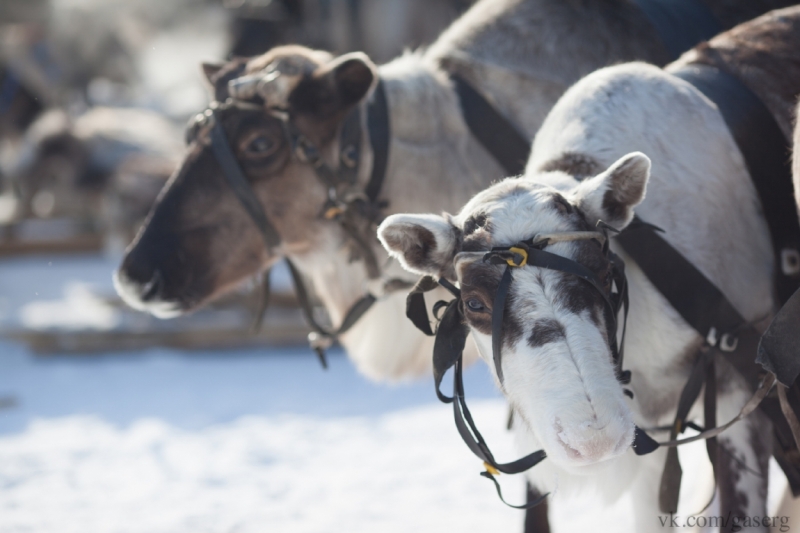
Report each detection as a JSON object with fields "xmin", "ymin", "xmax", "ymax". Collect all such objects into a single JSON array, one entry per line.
[{"xmin": 379, "ymin": 7, "xmax": 800, "ymax": 532}]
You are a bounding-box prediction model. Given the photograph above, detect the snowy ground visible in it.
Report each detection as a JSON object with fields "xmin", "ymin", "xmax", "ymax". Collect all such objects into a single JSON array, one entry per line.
[
  {"xmin": 0, "ymin": 254, "xmax": 793, "ymax": 533},
  {"xmin": 0, "ymin": 343, "xmax": 530, "ymax": 533}
]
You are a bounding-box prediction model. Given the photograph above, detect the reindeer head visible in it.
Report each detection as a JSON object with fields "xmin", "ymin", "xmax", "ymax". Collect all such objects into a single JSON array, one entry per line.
[
  {"xmin": 379, "ymin": 153, "xmax": 650, "ymax": 470},
  {"xmin": 115, "ymin": 45, "xmax": 378, "ymax": 317}
]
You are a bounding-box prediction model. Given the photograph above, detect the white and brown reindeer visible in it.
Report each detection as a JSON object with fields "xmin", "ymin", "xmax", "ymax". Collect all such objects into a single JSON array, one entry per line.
[
  {"xmin": 379, "ymin": 7, "xmax": 800, "ymax": 532},
  {"xmin": 115, "ymin": 0, "xmax": 797, "ymax": 382}
]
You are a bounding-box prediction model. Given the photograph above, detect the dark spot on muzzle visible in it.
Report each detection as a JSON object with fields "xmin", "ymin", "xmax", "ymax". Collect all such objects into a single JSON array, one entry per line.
[{"xmin": 528, "ymin": 318, "xmax": 566, "ymax": 348}]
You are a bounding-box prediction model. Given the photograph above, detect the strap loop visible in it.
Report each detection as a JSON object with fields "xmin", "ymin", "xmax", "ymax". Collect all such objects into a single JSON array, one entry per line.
[{"xmin": 506, "ymin": 247, "xmax": 528, "ymax": 267}]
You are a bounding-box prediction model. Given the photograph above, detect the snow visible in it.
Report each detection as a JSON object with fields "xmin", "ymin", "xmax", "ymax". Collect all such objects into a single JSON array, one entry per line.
[
  {"xmin": 0, "ymin": 343, "xmax": 527, "ymax": 533},
  {"xmin": 0, "ymin": 253, "xmax": 293, "ymax": 333},
  {"xmin": 0, "ymin": 253, "xmax": 792, "ymax": 532}
]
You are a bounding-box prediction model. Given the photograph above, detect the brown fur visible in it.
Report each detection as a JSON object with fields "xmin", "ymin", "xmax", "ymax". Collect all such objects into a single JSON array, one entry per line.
[
  {"xmin": 716, "ymin": 413, "xmax": 771, "ymax": 533},
  {"xmin": 539, "ymin": 152, "xmax": 602, "ymax": 181},
  {"xmin": 119, "ymin": 1, "xmax": 800, "ymax": 330},
  {"xmin": 528, "ymin": 318, "xmax": 566, "ymax": 348},
  {"xmin": 459, "ymin": 261, "xmax": 501, "ymax": 336},
  {"xmin": 702, "ymin": 0, "xmax": 799, "ymax": 32},
  {"xmin": 675, "ymin": 6, "xmax": 800, "ymax": 139}
]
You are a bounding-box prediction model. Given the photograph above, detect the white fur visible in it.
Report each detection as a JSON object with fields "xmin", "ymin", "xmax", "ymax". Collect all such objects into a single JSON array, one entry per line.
[
  {"xmin": 380, "ymin": 62, "xmax": 775, "ymax": 531},
  {"xmin": 289, "ymin": 0, "xmax": 680, "ymax": 382}
]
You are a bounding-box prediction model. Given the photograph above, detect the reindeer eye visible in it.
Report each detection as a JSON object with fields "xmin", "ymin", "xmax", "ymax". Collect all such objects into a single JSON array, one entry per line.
[
  {"xmin": 243, "ymin": 133, "xmax": 277, "ymax": 157},
  {"xmin": 466, "ymin": 298, "xmax": 486, "ymax": 312}
]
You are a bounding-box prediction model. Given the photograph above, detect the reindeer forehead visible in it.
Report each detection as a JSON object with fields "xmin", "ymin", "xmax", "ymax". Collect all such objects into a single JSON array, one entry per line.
[
  {"xmin": 245, "ymin": 47, "xmax": 332, "ymax": 75},
  {"xmin": 227, "ymin": 48, "xmax": 332, "ymax": 108},
  {"xmin": 457, "ymin": 180, "xmax": 583, "ymax": 248}
]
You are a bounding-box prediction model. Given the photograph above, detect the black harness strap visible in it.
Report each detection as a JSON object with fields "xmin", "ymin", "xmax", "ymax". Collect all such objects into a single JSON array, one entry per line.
[
  {"xmin": 617, "ymin": 219, "xmax": 800, "ymax": 505},
  {"xmin": 491, "ymin": 267, "xmax": 513, "ymax": 382},
  {"xmin": 251, "ymin": 268, "xmax": 272, "ymax": 332},
  {"xmin": 285, "ymin": 259, "xmax": 377, "ymax": 368},
  {"xmin": 759, "ymin": 288, "xmax": 800, "ymax": 387},
  {"xmin": 633, "ymin": 0, "xmax": 722, "ymax": 60},
  {"xmin": 209, "ymin": 118, "xmax": 282, "ymax": 251},
  {"xmin": 451, "ymin": 74, "xmax": 530, "ymax": 176},
  {"xmin": 336, "ymin": 105, "xmax": 362, "ymax": 186},
  {"xmin": 657, "ymin": 346, "xmax": 715, "ymax": 513},
  {"xmin": 365, "ymin": 80, "xmax": 390, "ymax": 204},
  {"xmin": 408, "ymin": 276, "xmax": 549, "ymax": 508},
  {"xmin": 672, "ymin": 64, "xmax": 800, "ymax": 306},
  {"xmin": 406, "ymin": 230, "xmax": 661, "ymax": 510},
  {"xmin": 447, "ymin": 72, "xmax": 798, "ymax": 520},
  {"xmin": 616, "ymin": 220, "xmax": 748, "ymax": 342}
]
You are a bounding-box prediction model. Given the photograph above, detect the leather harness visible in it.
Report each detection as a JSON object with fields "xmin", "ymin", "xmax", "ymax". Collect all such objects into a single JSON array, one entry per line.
[
  {"xmin": 191, "ymin": 79, "xmax": 395, "ymax": 367},
  {"xmin": 196, "ymin": 6, "xmax": 800, "ymax": 519},
  {"xmin": 633, "ymin": 0, "xmax": 721, "ymax": 60},
  {"xmin": 440, "ymin": 43, "xmax": 800, "ymax": 521}
]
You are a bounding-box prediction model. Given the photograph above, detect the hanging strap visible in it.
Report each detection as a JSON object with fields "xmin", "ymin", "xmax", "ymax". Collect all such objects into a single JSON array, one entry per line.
[
  {"xmin": 285, "ymin": 259, "xmax": 377, "ymax": 369},
  {"xmin": 658, "ymin": 347, "xmax": 715, "ymax": 513},
  {"xmin": 616, "ymin": 221, "xmax": 789, "ymax": 510},
  {"xmin": 365, "ymin": 79, "xmax": 390, "ymax": 204},
  {"xmin": 406, "ymin": 276, "xmax": 548, "ymax": 507},
  {"xmin": 250, "ymin": 268, "xmax": 271, "ymax": 332},
  {"xmin": 209, "ymin": 117, "xmax": 282, "ymax": 251}
]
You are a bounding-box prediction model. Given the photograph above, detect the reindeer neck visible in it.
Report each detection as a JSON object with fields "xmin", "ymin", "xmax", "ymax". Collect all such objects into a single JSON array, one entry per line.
[
  {"xmin": 374, "ymin": 53, "xmax": 504, "ymax": 216},
  {"xmin": 296, "ymin": 241, "xmax": 445, "ymax": 380}
]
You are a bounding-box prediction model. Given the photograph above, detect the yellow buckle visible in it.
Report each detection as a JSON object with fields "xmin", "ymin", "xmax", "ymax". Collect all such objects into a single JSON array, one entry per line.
[
  {"xmin": 674, "ymin": 420, "xmax": 682, "ymax": 434},
  {"xmin": 483, "ymin": 461, "xmax": 500, "ymax": 476},
  {"xmin": 324, "ymin": 206, "xmax": 344, "ymax": 220},
  {"xmin": 506, "ymin": 246, "xmax": 528, "ymax": 267}
]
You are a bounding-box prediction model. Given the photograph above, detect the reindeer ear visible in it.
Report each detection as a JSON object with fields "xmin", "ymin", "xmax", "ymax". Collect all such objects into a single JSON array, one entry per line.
[
  {"xmin": 378, "ymin": 214, "xmax": 461, "ymax": 279},
  {"xmin": 290, "ymin": 52, "xmax": 377, "ymax": 117},
  {"xmin": 325, "ymin": 52, "xmax": 376, "ymax": 108},
  {"xmin": 570, "ymin": 152, "xmax": 650, "ymax": 229}
]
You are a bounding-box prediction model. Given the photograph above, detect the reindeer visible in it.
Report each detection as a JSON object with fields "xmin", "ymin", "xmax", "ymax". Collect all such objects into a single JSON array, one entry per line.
[
  {"xmin": 115, "ymin": 0, "xmax": 797, "ymax": 382},
  {"xmin": 7, "ymin": 107, "xmax": 181, "ymax": 228},
  {"xmin": 378, "ymin": 7, "xmax": 800, "ymax": 532}
]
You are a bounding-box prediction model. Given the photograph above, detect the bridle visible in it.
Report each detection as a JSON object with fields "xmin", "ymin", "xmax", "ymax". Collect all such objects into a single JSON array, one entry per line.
[
  {"xmin": 185, "ymin": 79, "xmax": 404, "ymax": 366},
  {"xmin": 405, "ymin": 223, "xmax": 660, "ymax": 507},
  {"xmin": 405, "ymin": 213, "xmax": 781, "ymax": 508}
]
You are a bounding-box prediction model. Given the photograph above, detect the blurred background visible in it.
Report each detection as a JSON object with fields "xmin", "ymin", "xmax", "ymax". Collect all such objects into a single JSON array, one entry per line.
[{"xmin": 0, "ymin": 1, "xmax": 535, "ymax": 532}]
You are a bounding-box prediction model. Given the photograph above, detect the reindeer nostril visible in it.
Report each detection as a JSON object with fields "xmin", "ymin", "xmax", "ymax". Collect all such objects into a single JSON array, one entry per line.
[
  {"xmin": 140, "ymin": 270, "xmax": 164, "ymax": 301},
  {"xmin": 556, "ymin": 432, "xmax": 583, "ymax": 459}
]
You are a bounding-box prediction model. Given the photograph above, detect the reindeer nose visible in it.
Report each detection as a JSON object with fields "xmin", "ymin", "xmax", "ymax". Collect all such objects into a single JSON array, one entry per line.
[
  {"xmin": 139, "ymin": 269, "xmax": 164, "ymax": 301},
  {"xmin": 116, "ymin": 235, "xmax": 177, "ymax": 305},
  {"xmin": 554, "ymin": 419, "xmax": 632, "ymax": 464}
]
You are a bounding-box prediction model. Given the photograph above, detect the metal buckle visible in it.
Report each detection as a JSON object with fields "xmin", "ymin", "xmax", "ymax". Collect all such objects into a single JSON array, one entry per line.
[
  {"xmin": 506, "ymin": 246, "xmax": 528, "ymax": 267},
  {"xmin": 719, "ymin": 333, "xmax": 738, "ymax": 353},
  {"xmin": 323, "ymin": 205, "xmax": 344, "ymax": 220},
  {"xmin": 705, "ymin": 327, "xmax": 738, "ymax": 352},
  {"xmin": 308, "ymin": 331, "xmax": 334, "ymax": 352},
  {"xmin": 705, "ymin": 327, "xmax": 718, "ymax": 348},
  {"xmin": 781, "ymin": 247, "xmax": 800, "ymax": 276},
  {"xmin": 483, "ymin": 461, "xmax": 500, "ymax": 476}
]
